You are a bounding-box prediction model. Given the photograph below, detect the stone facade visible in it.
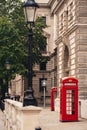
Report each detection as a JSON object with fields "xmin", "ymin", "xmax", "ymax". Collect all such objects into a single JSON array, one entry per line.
[
  {"xmin": 49, "ymin": 0, "xmax": 87, "ymax": 99},
  {"xmin": 76, "ymin": 0, "xmax": 87, "ymax": 99}
]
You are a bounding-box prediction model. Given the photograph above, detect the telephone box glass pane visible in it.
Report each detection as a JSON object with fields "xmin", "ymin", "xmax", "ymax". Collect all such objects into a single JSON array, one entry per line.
[{"xmin": 66, "ymin": 90, "xmax": 75, "ymax": 115}]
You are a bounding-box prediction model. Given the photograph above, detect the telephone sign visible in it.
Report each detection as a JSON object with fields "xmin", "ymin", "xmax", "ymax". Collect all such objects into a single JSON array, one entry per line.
[{"xmin": 64, "ymin": 83, "xmax": 76, "ymax": 86}]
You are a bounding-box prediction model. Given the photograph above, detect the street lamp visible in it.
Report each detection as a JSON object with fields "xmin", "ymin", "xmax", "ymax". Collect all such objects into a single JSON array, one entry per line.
[
  {"xmin": 5, "ymin": 60, "xmax": 11, "ymax": 70},
  {"xmin": 5, "ymin": 60, "xmax": 11, "ymax": 98},
  {"xmin": 23, "ymin": 0, "xmax": 39, "ymax": 106},
  {"xmin": 41, "ymin": 79, "xmax": 46, "ymax": 108}
]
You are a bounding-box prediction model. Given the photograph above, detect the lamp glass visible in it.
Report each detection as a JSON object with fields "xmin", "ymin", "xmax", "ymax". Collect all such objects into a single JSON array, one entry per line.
[
  {"xmin": 24, "ymin": 6, "xmax": 36, "ymax": 23},
  {"xmin": 5, "ymin": 61, "xmax": 10, "ymax": 70},
  {"xmin": 42, "ymin": 80, "xmax": 46, "ymax": 87}
]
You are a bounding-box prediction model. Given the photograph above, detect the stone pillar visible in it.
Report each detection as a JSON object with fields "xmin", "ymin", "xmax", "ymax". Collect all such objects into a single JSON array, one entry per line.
[{"xmin": 4, "ymin": 99, "xmax": 42, "ymax": 130}]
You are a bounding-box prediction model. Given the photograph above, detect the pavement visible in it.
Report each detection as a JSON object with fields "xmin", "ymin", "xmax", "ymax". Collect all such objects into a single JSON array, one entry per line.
[
  {"xmin": 0, "ymin": 110, "xmax": 6, "ymax": 130},
  {"xmin": 38, "ymin": 107, "xmax": 87, "ymax": 130},
  {"xmin": 0, "ymin": 107, "xmax": 87, "ymax": 130}
]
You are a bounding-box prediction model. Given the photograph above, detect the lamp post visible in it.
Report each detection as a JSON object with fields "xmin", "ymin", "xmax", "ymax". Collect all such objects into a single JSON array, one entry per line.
[
  {"xmin": 23, "ymin": 0, "xmax": 39, "ymax": 106},
  {"xmin": 41, "ymin": 79, "xmax": 46, "ymax": 108},
  {"xmin": 5, "ymin": 60, "xmax": 11, "ymax": 98}
]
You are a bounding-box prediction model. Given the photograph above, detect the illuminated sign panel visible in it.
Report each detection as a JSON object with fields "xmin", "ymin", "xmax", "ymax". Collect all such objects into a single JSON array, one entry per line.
[{"xmin": 64, "ymin": 83, "xmax": 76, "ymax": 86}]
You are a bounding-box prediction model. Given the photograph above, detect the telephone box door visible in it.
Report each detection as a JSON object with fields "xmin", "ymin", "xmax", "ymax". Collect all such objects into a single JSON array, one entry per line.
[{"xmin": 60, "ymin": 77, "xmax": 78, "ymax": 122}]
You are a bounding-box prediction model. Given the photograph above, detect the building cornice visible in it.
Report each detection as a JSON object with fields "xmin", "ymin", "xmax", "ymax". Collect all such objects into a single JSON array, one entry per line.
[
  {"xmin": 64, "ymin": 24, "xmax": 78, "ymax": 37},
  {"xmin": 34, "ymin": 70, "xmax": 50, "ymax": 73},
  {"xmin": 38, "ymin": 3, "xmax": 50, "ymax": 8},
  {"xmin": 48, "ymin": 0, "xmax": 55, "ymax": 6},
  {"xmin": 48, "ymin": 0, "xmax": 65, "ymax": 14},
  {"xmin": 55, "ymin": 24, "xmax": 78, "ymax": 45}
]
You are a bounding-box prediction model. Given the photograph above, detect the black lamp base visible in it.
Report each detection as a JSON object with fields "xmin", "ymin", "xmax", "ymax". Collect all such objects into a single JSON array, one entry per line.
[{"xmin": 23, "ymin": 90, "xmax": 37, "ymax": 106}]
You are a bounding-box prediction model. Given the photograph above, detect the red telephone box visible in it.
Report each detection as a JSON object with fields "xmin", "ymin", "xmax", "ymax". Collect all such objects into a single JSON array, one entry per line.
[
  {"xmin": 50, "ymin": 87, "xmax": 57, "ymax": 111},
  {"xmin": 60, "ymin": 77, "xmax": 78, "ymax": 121}
]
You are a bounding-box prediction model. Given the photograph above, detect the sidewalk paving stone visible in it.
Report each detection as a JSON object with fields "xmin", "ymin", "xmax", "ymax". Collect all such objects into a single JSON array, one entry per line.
[
  {"xmin": 0, "ymin": 110, "xmax": 6, "ymax": 130},
  {"xmin": 39, "ymin": 107, "xmax": 87, "ymax": 130}
]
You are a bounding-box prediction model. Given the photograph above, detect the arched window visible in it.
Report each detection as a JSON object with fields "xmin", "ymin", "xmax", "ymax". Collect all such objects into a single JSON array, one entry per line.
[{"xmin": 64, "ymin": 45, "xmax": 69, "ymax": 76}]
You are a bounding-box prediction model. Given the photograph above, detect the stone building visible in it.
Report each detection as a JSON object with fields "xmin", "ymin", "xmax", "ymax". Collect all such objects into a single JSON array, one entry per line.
[
  {"xmin": 35, "ymin": 0, "xmax": 87, "ymax": 100},
  {"xmin": 49, "ymin": 0, "xmax": 87, "ymax": 99},
  {"xmin": 10, "ymin": 0, "xmax": 87, "ymax": 103}
]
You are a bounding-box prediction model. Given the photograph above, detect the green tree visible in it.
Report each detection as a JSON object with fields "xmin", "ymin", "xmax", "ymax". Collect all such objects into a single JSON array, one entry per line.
[{"xmin": 0, "ymin": 0, "xmax": 47, "ymax": 80}]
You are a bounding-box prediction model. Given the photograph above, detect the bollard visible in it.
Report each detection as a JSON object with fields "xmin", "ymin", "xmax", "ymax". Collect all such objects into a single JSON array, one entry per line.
[{"xmin": 35, "ymin": 127, "xmax": 41, "ymax": 130}]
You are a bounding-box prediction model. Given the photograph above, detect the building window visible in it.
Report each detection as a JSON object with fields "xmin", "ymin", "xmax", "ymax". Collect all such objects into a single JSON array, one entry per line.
[
  {"xmin": 42, "ymin": 16, "xmax": 46, "ymax": 25},
  {"xmin": 60, "ymin": 14, "xmax": 63, "ymax": 30},
  {"xmin": 40, "ymin": 37, "xmax": 47, "ymax": 52},
  {"xmin": 64, "ymin": 45, "xmax": 70, "ymax": 77},
  {"xmin": 59, "ymin": 13, "xmax": 63, "ymax": 33},
  {"xmin": 54, "ymin": 76, "xmax": 57, "ymax": 86},
  {"xmin": 64, "ymin": 10, "xmax": 68, "ymax": 29},
  {"xmin": 64, "ymin": 45, "xmax": 69, "ymax": 68},
  {"xmin": 40, "ymin": 62, "xmax": 46, "ymax": 70},
  {"xmin": 69, "ymin": 2, "xmax": 73, "ymax": 21}
]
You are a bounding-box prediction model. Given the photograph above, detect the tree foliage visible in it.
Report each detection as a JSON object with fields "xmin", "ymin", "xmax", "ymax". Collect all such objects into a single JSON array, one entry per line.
[{"xmin": 0, "ymin": 0, "xmax": 46, "ymax": 81}]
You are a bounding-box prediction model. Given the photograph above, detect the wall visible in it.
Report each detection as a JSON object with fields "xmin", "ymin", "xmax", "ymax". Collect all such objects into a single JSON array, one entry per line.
[
  {"xmin": 4, "ymin": 99, "xmax": 42, "ymax": 130},
  {"xmin": 76, "ymin": 0, "xmax": 87, "ymax": 99},
  {"xmin": 79, "ymin": 100, "xmax": 87, "ymax": 119}
]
